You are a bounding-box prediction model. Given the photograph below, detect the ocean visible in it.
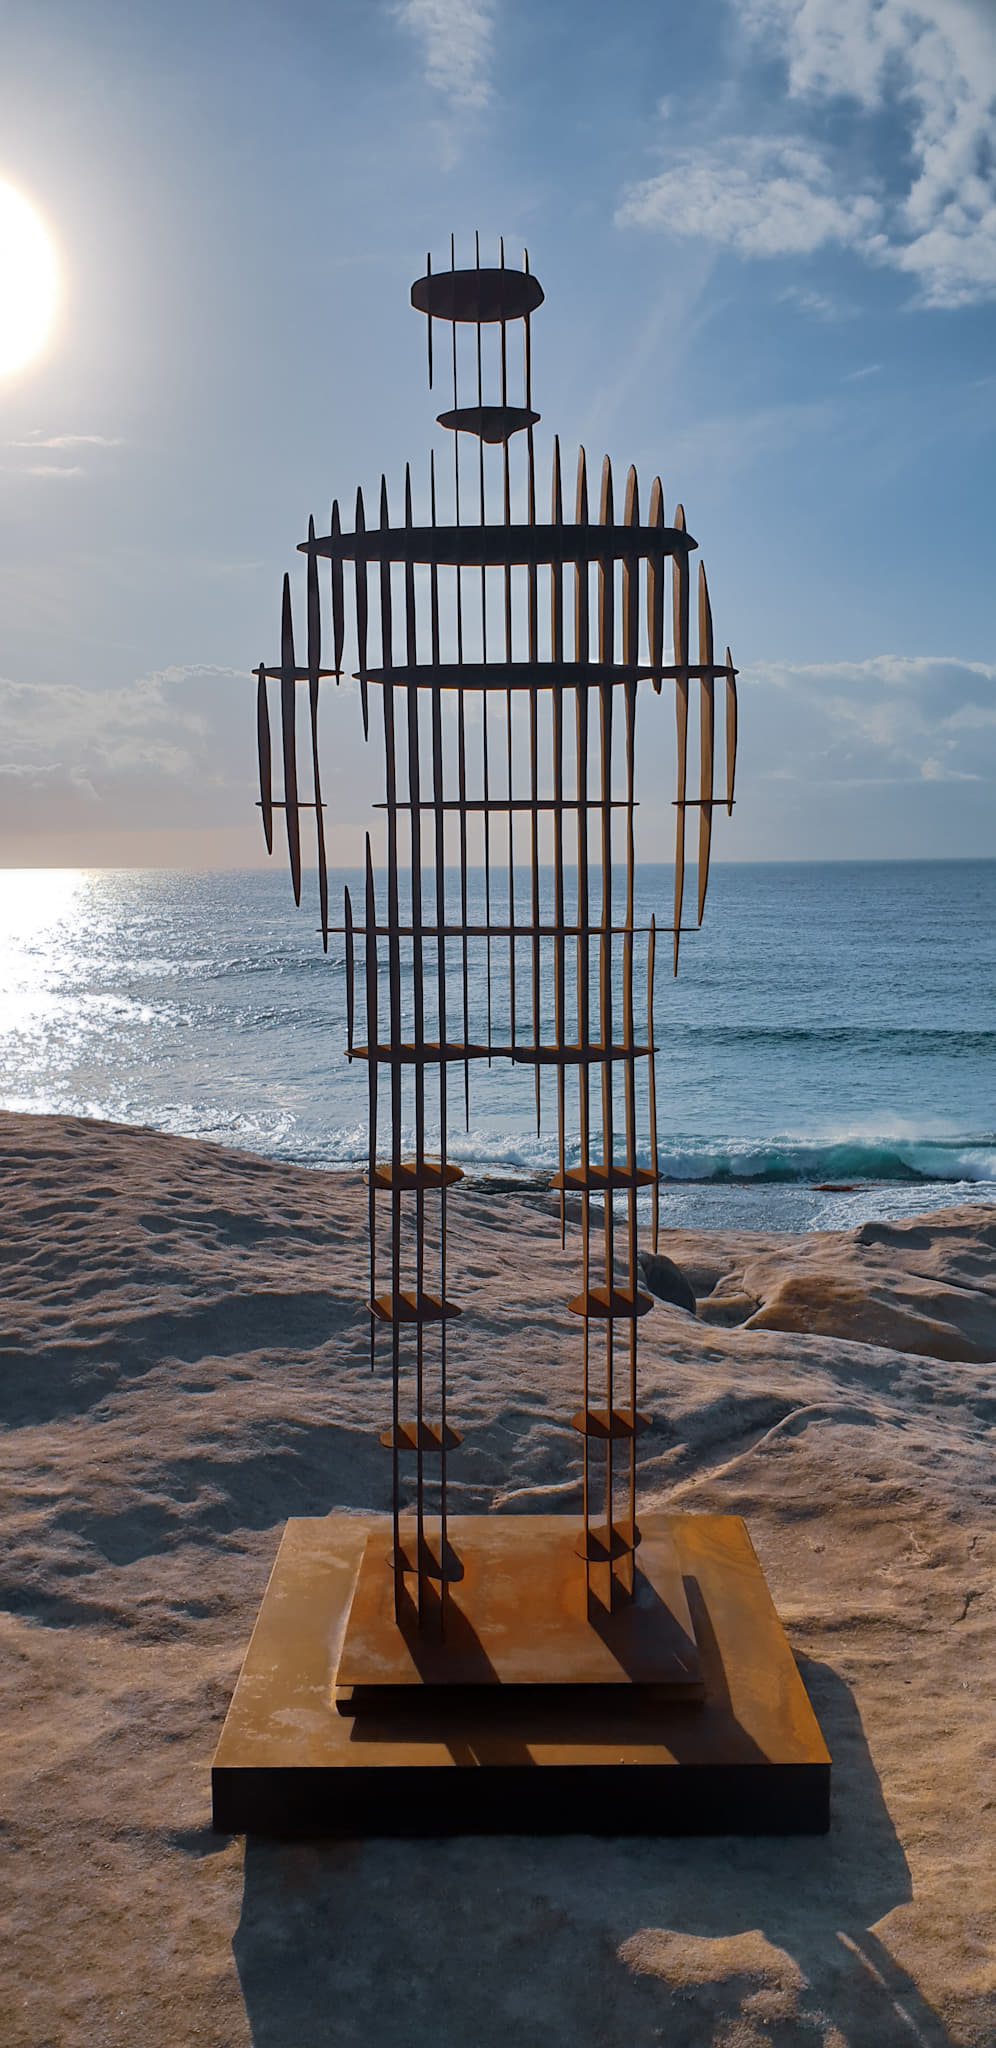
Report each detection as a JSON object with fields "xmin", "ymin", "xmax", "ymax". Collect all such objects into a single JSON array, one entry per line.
[{"xmin": 1, "ymin": 860, "xmax": 993, "ymax": 1233}]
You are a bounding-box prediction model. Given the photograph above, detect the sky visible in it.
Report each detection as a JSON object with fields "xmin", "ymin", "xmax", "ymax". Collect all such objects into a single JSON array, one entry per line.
[{"xmin": 0, "ymin": 0, "xmax": 994, "ymax": 868}]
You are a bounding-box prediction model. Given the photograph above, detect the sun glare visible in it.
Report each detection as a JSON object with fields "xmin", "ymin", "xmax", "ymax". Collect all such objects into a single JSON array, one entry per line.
[{"xmin": 0, "ymin": 180, "xmax": 60, "ymax": 378}]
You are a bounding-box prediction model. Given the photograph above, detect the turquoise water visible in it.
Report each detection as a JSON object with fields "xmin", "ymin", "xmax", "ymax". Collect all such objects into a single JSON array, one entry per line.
[{"xmin": 1, "ymin": 861, "xmax": 993, "ymax": 1231}]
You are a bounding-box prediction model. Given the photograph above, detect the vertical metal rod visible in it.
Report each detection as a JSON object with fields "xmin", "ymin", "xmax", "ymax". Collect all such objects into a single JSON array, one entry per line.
[
  {"xmin": 551, "ymin": 436, "xmax": 566, "ymax": 1247},
  {"xmin": 457, "ymin": 688, "xmax": 471, "ymax": 1129},
  {"xmin": 622, "ymin": 469, "xmax": 639, "ymax": 935},
  {"xmin": 379, "ymin": 474, "xmax": 405, "ymax": 1614},
  {"xmin": 499, "ymin": 229, "xmax": 516, "ymax": 1055},
  {"xmin": 574, "ymin": 446, "xmax": 592, "ymax": 1597},
  {"xmin": 502, "ymin": 427, "xmax": 516, "ymax": 1056},
  {"xmin": 523, "ymin": 248, "xmax": 532, "ymax": 414},
  {"xmin": 622, "ymin": 465, "xmax": 640, "ymax": 1596},
  {"xmin": 450, "ymin": 240, "xmax": 471, "ymax": 1127},
  {"xmin": 597, "ymin": 455, "xmax": 615, "ymax": 1598},
  {"xmin": 429, "ymin": 452, "xmax": 450, "ymax": 1615},
  {"xmin": 404, "ymin": 465, "xmax": 427, "ymax": 1619},
  {"xmin": 648, "ymin": 915, "xmax": 659, "ymax": 1256},
  {"xmin": 527, "ymin": 423, "xmax": 540, "ymax": 1132},
  {"xmin": 364, "ymin": 841, "xmax": 388, "ymax": 1614},
  {"xmin": 474, "ymin": 234, "xmax": 493, "ymax": 1059}
]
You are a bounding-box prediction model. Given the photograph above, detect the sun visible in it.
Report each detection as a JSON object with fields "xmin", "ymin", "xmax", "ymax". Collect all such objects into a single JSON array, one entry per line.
[{"xmin": 0, "ymin": 180, "xmax": 59, "ymax": 378}]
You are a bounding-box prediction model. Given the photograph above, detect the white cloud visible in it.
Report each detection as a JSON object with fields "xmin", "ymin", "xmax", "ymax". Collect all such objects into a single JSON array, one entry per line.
[
  {"xmin": 621, "ymin": 1, "xmax": 996, "ymax": 307},
  {"xmin": 750, "ymin": 652, "xmax": 996, "ymax": 784},
  {"xmin": 394, "ymin": 0, "xmax": 494, "ymax": 109},
  {"xmin": 11, "ymin": 433, "xmax": 123, "ymax": 449},
  {"xmin": 779, "ymin": 284, "xmax": 860, "ymax": 319},
  {"xmin": 618, "ymin": 135, "xmax": 880, "ymax": 255},
  {"xmin": 0, "ymin": 668, "xmax": 255, "ymax": 832},
  {"xmin": 23, "ymin": 464, "xmax": 84, "ymax": 478}
]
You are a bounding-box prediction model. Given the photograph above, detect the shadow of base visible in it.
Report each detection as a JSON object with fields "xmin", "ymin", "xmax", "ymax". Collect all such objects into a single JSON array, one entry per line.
[{"xmin": 231, "ymin": 1659, "xmax": 956, "ymax": 2048}]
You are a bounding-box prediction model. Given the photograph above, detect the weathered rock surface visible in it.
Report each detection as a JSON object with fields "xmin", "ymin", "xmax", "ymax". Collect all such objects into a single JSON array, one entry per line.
[{"xmin": 0, "ymin": 1113, "xmax": 993, "ymax": 2048}]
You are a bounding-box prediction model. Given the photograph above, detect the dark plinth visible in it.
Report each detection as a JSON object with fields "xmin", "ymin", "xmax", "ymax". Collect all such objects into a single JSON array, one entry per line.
[{"xmin": 211, "ymin": 1512, "xmax": 831, "ymax": 1837}]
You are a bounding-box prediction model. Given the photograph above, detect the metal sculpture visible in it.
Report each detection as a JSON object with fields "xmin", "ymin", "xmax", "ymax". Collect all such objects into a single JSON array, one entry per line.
[
  {"xmin": 213, "ymin": 236, "xmax": 831, "ymax": 1836},
  {"xmin": 254, "ymin": 235, "xmax": 737, "ymax": 1650}
]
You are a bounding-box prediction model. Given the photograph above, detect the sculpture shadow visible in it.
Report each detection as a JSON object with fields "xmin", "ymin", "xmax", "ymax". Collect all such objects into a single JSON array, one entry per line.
[{"xmin": 232, "ymin": 1656, "xmax": 954, "ymax": 2048}]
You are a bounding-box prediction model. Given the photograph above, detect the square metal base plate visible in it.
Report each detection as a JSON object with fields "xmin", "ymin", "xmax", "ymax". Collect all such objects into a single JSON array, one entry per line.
[
  {"xmin": 212, "ymin": 1513, "xmax": 831, "ymax": 1837},
  {"xmin": 337, "ymin": 1516, "xmax": 703, "ymax": 1695}
]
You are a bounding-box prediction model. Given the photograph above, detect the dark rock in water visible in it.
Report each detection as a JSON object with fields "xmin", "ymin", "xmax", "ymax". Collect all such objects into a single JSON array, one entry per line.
[{"xmin": 638, "ymin": 1250, "xmax": 697, "ymax": 1316}]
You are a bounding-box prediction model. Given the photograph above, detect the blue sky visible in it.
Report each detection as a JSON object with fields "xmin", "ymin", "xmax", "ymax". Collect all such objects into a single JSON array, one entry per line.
[{"xmin": 0, "ymin": 0, "xmax": 994, "ymax": 865}]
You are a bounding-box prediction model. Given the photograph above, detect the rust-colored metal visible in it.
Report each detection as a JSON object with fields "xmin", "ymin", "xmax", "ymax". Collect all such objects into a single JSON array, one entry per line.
[
  {"xmin": 211, "ymin": 1513, "xmax": 832, "ymax": 1838},
  {"xmin": 337, "ymin": 1515, "xmax": 702, "ymax": 1693},
  {"xmin": 250, "ymin": 236, "xmax": 738, "ymax": 1647}
]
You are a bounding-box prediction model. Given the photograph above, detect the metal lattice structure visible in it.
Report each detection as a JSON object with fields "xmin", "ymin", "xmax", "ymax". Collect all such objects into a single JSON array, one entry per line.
[{"xmin": 254, "ymin": 237, "xmax": 737, "ymax": 1638}]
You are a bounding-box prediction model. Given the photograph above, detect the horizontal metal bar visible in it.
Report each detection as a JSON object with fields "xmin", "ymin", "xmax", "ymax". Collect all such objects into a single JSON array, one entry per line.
[
  {"xmin": 550, "ymin": 1164, "xmax": 657, "ymax": 1191},
  {"xmin": 353, "ymin": 1043, "xmax": 491, "ymax": 1065},
  {"xmin": 353, "ymin": 1042, "xmax": 654, "ymax": 1067},
  {"xmin": 566, "ymin": 1284, "xmax": 655, "ymax": 1320},
  {"xmin": 318, "ymin": 922, "xmax": 694, "ymax": 938},
  {"xmin": 370, "ymin": 1160, "xmax": 465, "ymax": 1191},
  {"xmin": 510, "ymin": 1043, "xmax": 652, "ymax": 1068},
  {"xmin": 378, "ymin": 1421, "xmax": 463, "ymax": 1451},
  {"xmin": 568, "ymin": 1408, "xmax": 652, "ymax": 1441},
  {"xmin": 374, "ymin": 798, "xmax": 639, "ymax": 813},
  {"xmin": 369, "ymin": 1291, "xmax": 462, "ymax": 1324},
  {"xmin": 302, "ymin": 524, "xmax": 696, "ymax": 569},
  {"xmin": 353, "ymin": 661, "xmax": 733, "ymax": 690}
]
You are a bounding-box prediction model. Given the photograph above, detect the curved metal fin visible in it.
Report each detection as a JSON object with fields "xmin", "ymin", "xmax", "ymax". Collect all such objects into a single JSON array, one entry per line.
[
  {"xmin": 425, "ymin": 248, "xmax": 433, "ymax": 389},
  {"xmin": 599, "ymin": 453, "xmax": 614, "ymax": 526},
  {"xmin": 330, "ymin": 499, "xmax": 344, "ymax": 677},
  {"xmin": 598, "ymin": 456, "xmax": 613, "ymax": 663},
  {"xmin": 256, "ymin": 663, "xmax": 273, "ymax": 855},
  {"xmin": 355, "ymin": 486, "xmax": 369, "ymax": 741},
  {"xmin": 307, "ymin": 514, "xmax": 329, "ymax": 948},
  {"xmin": 697, "ymin": 561, "xmax": 715, "ymax": 925},
  {"xmin": 280, "ymin": 573, "xmax": 302, "ymax": 905},
  {"xmin": 622, "ymin": 464, "xmax": 639, "ymax": 668},
  {"xmin": 647, "ymin": 477, "xmax": 664, "ymax": 690},
  {"xmin": 344, "ymin": 883, "xmax": 355, "ymax": 1059},
  {"xmin": 671, "ymin": 504, "xmax": 688, "ymax": 974},
  {"xmin": 379, "ymin": 471, "xmax": 392, "ymax": 667}
]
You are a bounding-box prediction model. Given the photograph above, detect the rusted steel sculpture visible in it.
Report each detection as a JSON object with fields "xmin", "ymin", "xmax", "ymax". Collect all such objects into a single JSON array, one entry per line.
[
  {"xmin": 214, "ymin": 237, "xmax": 831, "ymax": 1834},
  {"xmin": 254, "ymin": 236, "xmax": 737, "ymax": 1642}
]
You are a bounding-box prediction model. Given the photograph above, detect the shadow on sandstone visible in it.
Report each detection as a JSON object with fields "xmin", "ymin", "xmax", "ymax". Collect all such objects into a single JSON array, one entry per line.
[{"xmin": 232, "ymin": 1657, "xmax": 955, "ymax": 2048}]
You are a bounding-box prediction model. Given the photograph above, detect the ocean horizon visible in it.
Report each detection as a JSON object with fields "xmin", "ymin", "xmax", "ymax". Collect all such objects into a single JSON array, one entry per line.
[{"xmin": 2, "ymin": 857, "xmax": 994, "ymax": 1234}]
